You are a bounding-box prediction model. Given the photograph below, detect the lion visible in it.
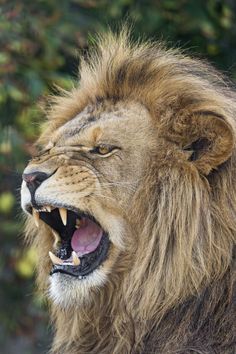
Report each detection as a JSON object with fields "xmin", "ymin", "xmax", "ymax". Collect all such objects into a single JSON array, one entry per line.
[{"xmin": 21, "ymin": 30, "xmax": 236, "ymax": 354}]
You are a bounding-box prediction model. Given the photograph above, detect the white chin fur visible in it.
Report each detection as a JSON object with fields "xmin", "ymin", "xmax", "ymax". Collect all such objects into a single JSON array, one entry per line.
[{"xmin": 48, "ymin": 268, "xmax": 109, "ymax": 308}]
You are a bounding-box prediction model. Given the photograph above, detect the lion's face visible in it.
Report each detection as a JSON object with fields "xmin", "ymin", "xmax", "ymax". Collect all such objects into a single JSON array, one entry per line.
[{"xmin": 21, "ymin": 101, "xmax": 155, "ymax": 307}]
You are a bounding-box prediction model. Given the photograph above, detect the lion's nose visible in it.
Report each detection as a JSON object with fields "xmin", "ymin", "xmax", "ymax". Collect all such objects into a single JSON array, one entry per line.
[{"xmin": 22, "ymin": 171, "xmax": 49, "ymax": 195}]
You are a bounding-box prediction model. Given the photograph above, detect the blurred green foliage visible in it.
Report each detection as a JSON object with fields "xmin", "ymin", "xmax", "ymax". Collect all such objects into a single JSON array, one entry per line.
[{"xmin": 1, "ymin": 0, "xmax": 236, "ymax": 352}]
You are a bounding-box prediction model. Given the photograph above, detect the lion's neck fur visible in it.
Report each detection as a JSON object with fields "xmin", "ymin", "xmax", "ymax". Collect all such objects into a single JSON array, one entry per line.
[
  {"xmin": 50, "ymin": 161, "xmax": 236, "ymax": 353},
  {"xmin": 51, "ymin": 270, "xmax": 235, "ymax": 354}
]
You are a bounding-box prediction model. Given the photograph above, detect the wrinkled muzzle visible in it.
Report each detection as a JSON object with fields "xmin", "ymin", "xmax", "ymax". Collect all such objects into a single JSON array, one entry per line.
[{"xmin": 21, "ymin": 156, "xmax": 111, "ymax": 279}]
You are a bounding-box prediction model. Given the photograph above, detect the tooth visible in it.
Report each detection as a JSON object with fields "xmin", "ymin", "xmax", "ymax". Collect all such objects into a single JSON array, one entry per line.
[
  {"xmin": 46, "ymin": 206, "xmax": 51, "ymax": 212},
  {"xmin": 72, "ymin": 251, "xmax": 80, "ymax": 266},
  {"xmin": 32, "ymin": 209, "xmax": 39, "ymax": 227},
  {"xmin": 59, "ymin": 208, "xmax": 67, "ymax": 226},
  {"xmin": 75, "ymin": 219, "xmax": 81, "ymax": 229},
  {"xmin": 49, "ymin": 251, "xmax": 63, "ymax": 265}
]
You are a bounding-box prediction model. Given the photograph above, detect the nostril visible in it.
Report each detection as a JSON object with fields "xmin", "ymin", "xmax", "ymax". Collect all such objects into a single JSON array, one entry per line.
[
  {"xmin": 22, "ymin": 172, "xmax": 49, "ymax": 186},
  {"xmin": 23, "ymin": 173, "xmax": 37, "ymax": 184},
  {"xmin": 22, "ymin": 171, "xmax": 52, "ymax": 208},
  {"xmin": 22, "ymin": 170, "xmax": 56, "ymax": 208}
]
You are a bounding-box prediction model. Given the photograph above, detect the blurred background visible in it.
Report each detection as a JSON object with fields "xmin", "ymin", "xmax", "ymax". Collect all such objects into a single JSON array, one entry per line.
[{"xmin": 1, "ymin": 0, "xmax": 236, "ymax": 353}]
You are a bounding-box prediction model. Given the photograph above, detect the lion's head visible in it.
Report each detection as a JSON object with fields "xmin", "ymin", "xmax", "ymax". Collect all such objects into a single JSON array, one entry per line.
[{"xmin": 21, "ymin": 31, "xmax": 236, "ymax": 353}]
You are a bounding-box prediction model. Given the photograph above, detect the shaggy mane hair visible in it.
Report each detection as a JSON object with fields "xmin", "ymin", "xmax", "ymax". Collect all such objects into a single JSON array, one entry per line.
[{"xmin": 25, "ymin": 30, "xmax": 236, "ymax": 354}]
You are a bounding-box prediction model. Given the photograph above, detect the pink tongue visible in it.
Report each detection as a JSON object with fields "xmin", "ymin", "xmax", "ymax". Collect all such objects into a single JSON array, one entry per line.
[{"xmin": 71, "ymin": 217, "xmax": 103, "ymax": 256}]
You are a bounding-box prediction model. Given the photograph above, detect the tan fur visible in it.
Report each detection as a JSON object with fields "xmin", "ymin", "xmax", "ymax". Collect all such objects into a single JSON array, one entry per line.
[{"xmin": 22, "ymin": 30, "xmax": 236, "ymax": 353}]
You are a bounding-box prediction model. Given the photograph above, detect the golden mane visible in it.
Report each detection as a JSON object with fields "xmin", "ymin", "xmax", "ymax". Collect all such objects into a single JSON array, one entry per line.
[
  {"xmin": 24, "ymin": 30, "xmax": 236, "ymax": 353},
  {"xmin": 41, "ymin": 30, "xmax": 236, "ymax": 140}
]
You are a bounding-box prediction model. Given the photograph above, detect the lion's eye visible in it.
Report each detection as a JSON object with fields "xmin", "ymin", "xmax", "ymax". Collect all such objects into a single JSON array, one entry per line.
[{"xmin": 91, "ymin": 145, "xmax": 116, "ymax": 156}]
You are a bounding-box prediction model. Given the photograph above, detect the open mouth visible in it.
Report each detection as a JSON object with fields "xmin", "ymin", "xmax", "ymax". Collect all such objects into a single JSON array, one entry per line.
[{"xmin": 29, "ymin": 206, "xmax": 110, "ymax": 279}]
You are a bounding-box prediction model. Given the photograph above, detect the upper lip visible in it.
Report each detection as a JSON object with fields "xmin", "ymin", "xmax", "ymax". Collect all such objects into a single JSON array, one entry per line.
[{"xmin": 27, "ymin": 202, "xmax": 80, "ymax": 220}]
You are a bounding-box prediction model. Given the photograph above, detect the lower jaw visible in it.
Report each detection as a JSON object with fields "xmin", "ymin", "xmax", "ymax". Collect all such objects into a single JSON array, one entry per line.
[{"xmin": 50, "ymin": 233, "xmax": 110, "ymax": 278}]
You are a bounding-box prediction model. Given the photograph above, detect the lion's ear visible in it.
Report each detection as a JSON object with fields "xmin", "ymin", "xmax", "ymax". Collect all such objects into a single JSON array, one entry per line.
[{"xmin": 183, "ymin": 112, "xmax": 234, "ymax": 175}]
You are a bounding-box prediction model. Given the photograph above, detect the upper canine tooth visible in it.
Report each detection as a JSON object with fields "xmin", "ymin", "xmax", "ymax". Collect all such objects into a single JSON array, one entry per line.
[
  {"xmin": 59, "ymin": 208, "xmax": 67, "ymax": 226},
  {"xmin": 46, "ymin": 206, "xmax": 52, "ymax": 212},
  {"xmin": 32, "ymin": 209, "xmax": 39, "ymax": 227},
  {"xmin": 72, "ymin": 251, "xmax": 80, "ymax": 266},
  {"xmin": 49, "ymin": 251, "xmax": 63, "ymax": 265}
]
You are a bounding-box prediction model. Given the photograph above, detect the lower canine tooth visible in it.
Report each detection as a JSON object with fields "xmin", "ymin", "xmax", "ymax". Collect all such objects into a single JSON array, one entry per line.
[
  {"xmin": 59, "ymin": 208, "xmax": 67, "ymax": 226},
  {"xmin": 32, "ymin": 209, "xmax": 39, "ymax": 227},
  {"xmin": 72, "ymin": 251, "xmax": 80, "ymax": 266},
  {"xmin": 49, "ymin": 251, "xmax": 63, "ymax": 265}
]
